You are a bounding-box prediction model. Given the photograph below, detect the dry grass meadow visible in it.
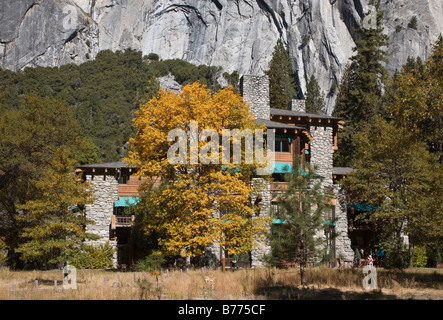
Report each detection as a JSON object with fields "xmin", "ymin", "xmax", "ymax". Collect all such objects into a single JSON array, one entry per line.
[{"xmin": 1, "ymin": 266, "xmax": 442, "ymax": 300}]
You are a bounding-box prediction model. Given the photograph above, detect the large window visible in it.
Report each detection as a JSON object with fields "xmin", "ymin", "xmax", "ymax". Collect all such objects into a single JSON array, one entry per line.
[{"xmin": 275, "ymin": 137, "xmax": 290, "ymax": 153}]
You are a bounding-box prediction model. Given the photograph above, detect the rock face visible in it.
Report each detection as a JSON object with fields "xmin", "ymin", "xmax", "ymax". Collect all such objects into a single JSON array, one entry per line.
[
  {"xmin": 1, "ymin": 0, "xmax": 442, "ymax": 113},
  {"xmin": 0, "ymin": 0, "xmax": 99, "ymax": 71}
]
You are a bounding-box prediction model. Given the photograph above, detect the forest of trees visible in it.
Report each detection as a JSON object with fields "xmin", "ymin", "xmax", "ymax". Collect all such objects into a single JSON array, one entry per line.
[
  {"xmin": 331, "ymin": 1, "xmax": 442, "ymax": 268},
  {"xmin": 264, "ymin": 0, "xmax": 442, "ymax": 268},
  {"xmin": 0, "ymin": 50, "xmax": 239, "ymax": 268},
  {"xmin": 0, "ymin": 49, "xmax": 237, "ymax": 164}
]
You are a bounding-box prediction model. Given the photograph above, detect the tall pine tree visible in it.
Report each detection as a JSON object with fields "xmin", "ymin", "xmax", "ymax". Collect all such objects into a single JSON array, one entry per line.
[
  {"xmin": 305, "ymin": 75, "xmax": 326, "ymax": 114},
  {"xmin": 267, "ymin": 158, "xmax": 333, "ymax": 285},
  {"xmin": 333, "ymin": 0, "xmax": 389, "ymax": 166},
  {"xmin": 265, "ymin": 39, "xmax": 298, "ymax": 110}
]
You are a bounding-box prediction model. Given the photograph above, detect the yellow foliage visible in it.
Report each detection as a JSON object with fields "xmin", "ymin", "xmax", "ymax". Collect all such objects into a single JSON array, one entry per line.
[{"xmin": 125, "ymin": 82, "xmax": 271, "ymax": 257}]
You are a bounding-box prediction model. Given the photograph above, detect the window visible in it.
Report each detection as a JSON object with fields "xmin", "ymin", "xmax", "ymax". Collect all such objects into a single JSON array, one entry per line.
[
  {"xmin": 275, "ymin": 137, "xmax": 290, "ymax": 152},
  {"xmin": 272, "ymin": 173, "xmax": 286, "ymax": 182},
  {"xmin": 118, "ymin": 175, "xmax": 128, "ymax": 184},
  {"xmin": 271, "ymin": 202, "xmax": 279, "ymax": 216}
]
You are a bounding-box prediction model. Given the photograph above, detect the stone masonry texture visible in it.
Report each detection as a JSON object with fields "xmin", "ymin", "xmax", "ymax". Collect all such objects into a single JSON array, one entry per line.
[
  {"xmin": 84, "ymin": 174, "xmax": 119, "ymax": 267},
  {"xmin": 240, "ymin": 75, "xmax": 270, "ymax": 120}
]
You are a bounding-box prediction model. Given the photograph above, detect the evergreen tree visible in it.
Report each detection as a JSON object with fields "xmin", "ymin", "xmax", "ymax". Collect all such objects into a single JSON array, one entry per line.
[
  {"xmin": 345, "ymin": 36, "xmax": 443, "ymax": 267},
  {"xmin": 333, "ymin": 0, "xmax": 389, "ymax": 166},
  {"xmin": 0, "ymin": 49, "xmax": 227, "ymax": 163},
  {"xmin": 331, "ymin": 64, "xmax": 356, "ymax": 167},
  {"xmin": 265, "ymin": 39, "xmax": 298, "ymax": 110},
  {"xmin": 267, "ymin": 158, "xmax": 333, "ymax": 285},
  {"xmin": 305, "ymin": 75, "xmax": 326, "ymax": 114},
  {"xmin": 388, "ymin": 35, "xmax": 443, "ymax": 158},
  {"xmin": 345, "ymin": 119, "xmax": 442, "ymax": 268}
]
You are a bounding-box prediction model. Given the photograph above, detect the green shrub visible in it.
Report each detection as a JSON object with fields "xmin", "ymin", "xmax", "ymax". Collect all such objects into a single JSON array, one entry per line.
[
  {"xmin": 436, "ymin": 250, "xmax": 442, "ymax": 263},
  {"xmin": 302, "ymin": 34, "xmax": 311, "ymax": 44},
  {"xmin": 354, "ymin": 248, "xmax": 361, "ymax": 260},
  {"xmin": 146, "ymin": 53, "xmax": 160, "ymax": 61},
  {"xmin": 136, "ymin": 251, "xmax": 165, "ymax": 272},
  {"xmin": 412, "ymin": 246, "xmax": 428, "ymax": 267},
  {"xmin": 0, "ymin": 237, "xmax": 7, "ymax": 267},
  {"xmin": 382, "ymin": 239, "xmax": 408, "ymax": 269},
  {"xmin": 232, "ymin": 252, "xmax": 250, "ymax": 261},
  {"xmin": 70, "ymin": 242, "xmax": 114, "ymax": 269},
  {"xmin": 408, "ymin": 16, "xmax": 418, "ymax": 30}
]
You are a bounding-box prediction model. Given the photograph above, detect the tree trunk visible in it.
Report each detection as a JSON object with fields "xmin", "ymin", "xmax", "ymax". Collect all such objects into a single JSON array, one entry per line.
[
  {"xmin": 300, "ymin": 263, "xmax": 306, "ymax": 286},
  {"xmin": 299, "ymin": 237, "xmax": 307, "ymax": 286}
]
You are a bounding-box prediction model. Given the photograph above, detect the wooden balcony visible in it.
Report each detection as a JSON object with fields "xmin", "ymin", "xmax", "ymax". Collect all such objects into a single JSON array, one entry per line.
[
  {"xmin": 273, "ymin": 152, "xmax": 293, "ymax": 162},
  {"xmin": 111, "ymin": 215, "xmax": 134, "ymax": 229},
  {"xmin": 271, "ymin": 182, "xmax": 289, "ymax": 192}
]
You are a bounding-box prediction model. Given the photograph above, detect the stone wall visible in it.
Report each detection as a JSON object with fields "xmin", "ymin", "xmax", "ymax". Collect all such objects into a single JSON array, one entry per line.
[
  {"xmin": 309, "ymin": 125, "xmax": 334, "ymax": 189},
  {"xmin": 204, "ymin": 241, "xmax": 223, "ymax": 268},
  {"xmin": 84, "ymin": 174, "xmax": 119, "ymax": 267},
  {"xmin": 240, "ymin": 75, "xmax": 270, "ymax": 120}
]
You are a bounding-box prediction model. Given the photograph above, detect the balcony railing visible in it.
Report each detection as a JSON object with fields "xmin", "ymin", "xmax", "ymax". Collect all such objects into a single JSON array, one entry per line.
[
  {"xmin": 270, "ymin": 182, "xmax": 289, "ymax": 192},
  {"xmin": 111, "ymin": 215, "xmax": 134, "ymax": 229}
]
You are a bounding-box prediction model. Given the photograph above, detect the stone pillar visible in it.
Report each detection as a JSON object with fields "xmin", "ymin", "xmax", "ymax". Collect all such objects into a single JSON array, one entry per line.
[
  {"xmin": 84, "ymin": 174, "xmax": 119, "ymax": 268},
  {"xmin": 204, "ymin": 241, "xmax": 223, "ymax": 268},
  {"xmin": 290, "ymin": 99, "xmax": 306, "ymax": 113},
  {"xmin": 334, "ymin": 184, "xmax": 354, "ymax": 263},
  {"xmin": 309, "ymin": 125, "xmax": 334, "ymax": 189},
  {"xmin": 250, "ymin": 178, "xmax": 271, "ymax": 268},
  {"xmin": 239, "ymin": 75, "xmax": 270, "ymax": 120},
  {"xmin": 310, "ymin": 125, "xmax": 347, "ymax": 265}
]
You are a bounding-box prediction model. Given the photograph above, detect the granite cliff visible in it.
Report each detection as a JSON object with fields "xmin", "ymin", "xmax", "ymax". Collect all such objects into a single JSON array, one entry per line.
[{"xmin": 1, "ymin": 0, "xmax": 442, "ymax": 112}]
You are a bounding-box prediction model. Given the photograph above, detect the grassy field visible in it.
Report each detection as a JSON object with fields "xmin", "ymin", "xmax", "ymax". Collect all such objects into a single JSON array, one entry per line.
[{"xmin": 1, "ymin": 266, "xmax": 442, "ymax": 300}]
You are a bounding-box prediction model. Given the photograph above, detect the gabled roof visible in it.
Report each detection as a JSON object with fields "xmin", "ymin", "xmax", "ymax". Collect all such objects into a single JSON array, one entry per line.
[
  {"xmin": 270, "ymin": 108, "xmax": 342, "ymax": 121},
  {"xmin": 255, "ymin": 118, "xmax": 312, "ymax": 141},
  {"xmin": 255, "ymin": 118, "xmax": 305, "ymax": 130},
  {"xmin": 77, "ymin": 161, "xmax": 135, "ymax": 169}
]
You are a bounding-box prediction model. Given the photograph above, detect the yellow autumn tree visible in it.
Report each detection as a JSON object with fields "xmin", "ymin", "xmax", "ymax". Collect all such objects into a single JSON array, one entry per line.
[{"xmin": 125, "ymin": 82, "xmax": 271, "ymax": 258}]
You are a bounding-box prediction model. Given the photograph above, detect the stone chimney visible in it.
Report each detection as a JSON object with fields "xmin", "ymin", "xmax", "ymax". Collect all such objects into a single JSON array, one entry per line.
[
  {"xmin": 239, "ymin": 75, "xmax": 270, "ymax": 120},
  {"xmin": 290, "ymin": 99, "xmax": 306, "ymax": 113}
]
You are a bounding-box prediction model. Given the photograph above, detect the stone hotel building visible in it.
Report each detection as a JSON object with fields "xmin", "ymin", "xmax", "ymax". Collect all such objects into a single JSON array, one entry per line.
[{"xmin": 77, "ymin": 75, "xmax": 355, "ymax": 268}]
